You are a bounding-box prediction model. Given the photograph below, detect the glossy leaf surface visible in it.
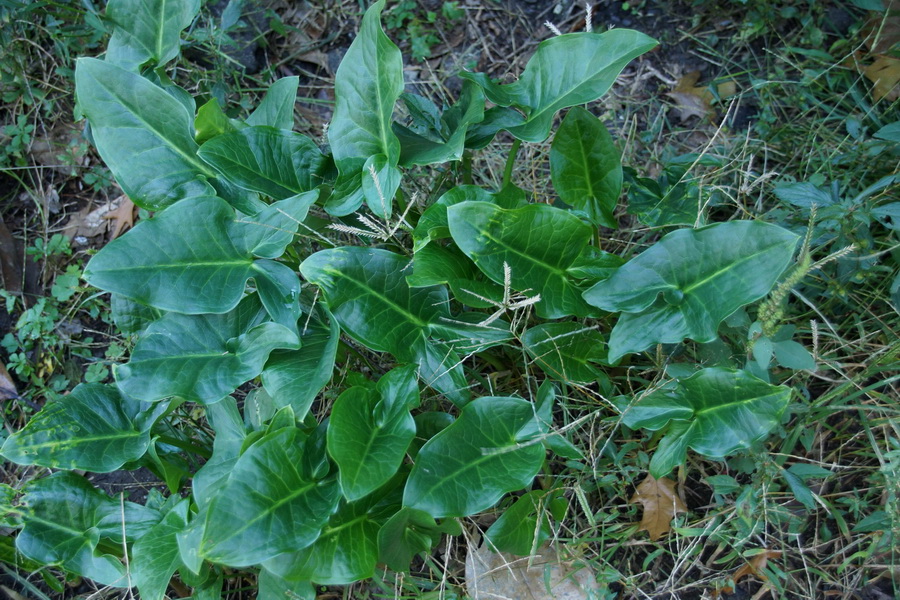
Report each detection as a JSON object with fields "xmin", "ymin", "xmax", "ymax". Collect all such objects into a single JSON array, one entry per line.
[
  {"xmin": 404, "ymin": 396, "xmax": 549, "ymax": 518},
  {"xmin": 328, "ymin": 0, "xmax": 402, "ymax": 215},
  {"xmin": 247, "ymin": 76, "xmax": 299, "ymax": 130},
  {"xmin": 376, "ymin": 507, "xmax": 460, "ymax": 572},
  {"xmin": 17, "ymin": 473, "xmax": 128, "ymax": 587},
  {"xmin": 261, "ymin": 304, "xmax": 340, "ymax": 419},
  {"xmin": 300, "ymin": 247, "xmax": 469, "ymax": 405},
  {"xmin": 460, "ymin": 30, "xmax": 657, "ymax": 142},
  {"xmin": 393, "ymin": 82, "xmax": 485, "ymax": 166},
  {"xmin": 198, "ymin": 127, "xmax": 327, "ymax": 199},
  {"xmin": 263, "ymin": 480, "xmax": 400, "ymax": 585},
  {"xmin": 74, "ymin": 58, "xmax": 215, "ymax": 210},
  {"xmin": 200, "ymin": 427, "xmax": 340, "ymax": 567},
  {"xmin": 131, "ymin": 498, "xmax": 190, "ymax": 600},
  {"xmin": 116, "ymin": 296, "xmax": 299, "ymax": 403},
  {"xmin": 328, "ymin": 366, "xmax": 418, "ymax": 501},
  {"xmin": 106, "ymin": 0, "xmax": 199, "ymax": 70},
  {"xmin": 550, "ymin": 107, "xmax": 622, "ymax": 228},
  {"xmin": 584, "ymin": 221, "xmax": 800, "ymax": 362},
  {"xmin": 484, "ymin": 489, "xmax": 564, "ymax": 555},
  {"xmin": 623, "ymin": 368, "xmax": 792, "ymax": 477},
  {"xmin": 448, "ymin": 202, "xmax": 596, "ymax": 318},
  {"xmin": 0, "ymin": 384, "xmax": 162, "ymax": 472},
  {"xmin": 85, "ymin": 195, "xmax": 313, "ymax": 314}
]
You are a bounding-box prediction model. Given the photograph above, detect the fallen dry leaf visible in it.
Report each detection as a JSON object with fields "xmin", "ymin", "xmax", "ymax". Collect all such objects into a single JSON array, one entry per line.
[
  {"xmin": 862, "ymin": 55, "xmax": 900, "ymax": 102},
  {"xmin": 630, "ymin": 474, "xmax": 687, "ymax": 541},
  {"xmin": 667, "ymin": 71, "xmax": 738, "ymax": 122},
  {"xmin": 466, "ymin": 541, "xmax": 602, "ymax": 600},
  {"xmin": 0, "ymin": 363, "xmax": 18, "ymax": 401},
  {"xmin": 62, "ymin": 194, "xmax": 130, "ymax": 241},
  {"xmin": 0, "ymin": 216, "xmax": 23, "ymax": 295},
  {"xmin": 716, "ymin": 549, "xmax": 782, "ymax": 595},
  {"xmin": 102, "ymin": 195, "xmax": 136, "ymax": 239}
]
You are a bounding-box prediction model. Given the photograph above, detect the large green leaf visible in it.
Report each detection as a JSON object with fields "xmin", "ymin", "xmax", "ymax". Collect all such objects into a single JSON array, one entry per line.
[
  {"xmin": 300, "ymin": 247, "xmax": 469, "ymax": 405},
  {"xmin": 110, "ymin": 293, "xmax": 163, "ymax": 335},
  {"xmin": 403, "ymin": 396, "xmax": 549, "ymax": 518},
  {"xmin": 550, "ymin": 107, "xmax": 622, "ymax": 228},
  {"xmin": 74, "ymin": 58, "xmax": 216, "ymax": 210},
  {"xmin": 376, "ymin": 506, "xmax": 461, "ymax": 572},
  {"xmin": 247, "ymin": 76, "xmax": 299, "ymax": 130},
  {"xmin": 412, "ymin": 185, "xmax": 496, "ymax": 252},
  {"xmin": 16, "ymin": 473, "xmax": 128, "ymax": 587},
  {"xmin": 460, "ymin": 30, "xmax": 657, "ymax": 142},
  {"xmin": 483, "ymin": 489, "xmax": 565, "ymax": 555},
  {"xmin": 261, "ymin": 302, "xmax": 340, "ymax": 420},
  {"xmin": 199, "ymin": 426, "xmax": 340, "ymax": 567},
  {"xmin": 131, "ymin": 498, "xmax": 190, "ymax": 600},
  {"xmin": 408, "ymin": 242, "xmax": 504, "ymax": 309},
  {"xmin": 84, "ymin": 194, "xmax": 315, "ymax": 314},
  {"xmin": 0, "ymin": 384, "xmax": 164, "ymax": 472},
  {"xmin": 263, "ymin": 475, "xmax": 402, "ymax": 584},
  {"xmin": 622, "ymin": 368, "xmax": 792, "ymax": 477},
  {"xmin": 191, "ymin": 398, "xmax": 246, "ymax": 509},
  {"xmin": 116, "ymin": 295, "xmax": 299, "ymax": 403},
  {"xmin": 198, "ymin": 127, "xmax": 328, "ymax": 199},
  {"xmin": 448, "ymin": 202, "xmax": 597, "ymax": 318},
  {"xmin": 583, "ymin": 221, "xmax": 800, "ymax": 362},
  {"xmin": 328, "ymin": 366, "xmax": 418, "ymax": 501},
  {"xmin": 106, "ymin": 0, "xmax": 200, "ymax": 70},
  {"xmin": 393, "ymin": 82, "xmax": 485, "ymax": 166},
  {"xmin": 521, "ymin": 322, "xmax": 607, "ymax": 385},
  {"xmin": 328, "ymin": 0, "xmax": 403, "ymax": 216},
  {"xmin": 258, "ymin": 569, "xmax": 315, "ymax": 600}
]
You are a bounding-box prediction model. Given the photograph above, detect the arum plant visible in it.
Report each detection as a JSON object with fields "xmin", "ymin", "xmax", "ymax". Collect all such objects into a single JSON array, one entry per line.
[{"xmin": 0, "ymin": 0, "xmax": 803, "ymax": 597}]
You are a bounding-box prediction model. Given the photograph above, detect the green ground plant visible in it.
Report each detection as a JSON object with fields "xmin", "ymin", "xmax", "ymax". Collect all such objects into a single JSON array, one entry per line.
[{"xmin": 1, "ymin": 0, "xmax": 898, "ymax": 599}]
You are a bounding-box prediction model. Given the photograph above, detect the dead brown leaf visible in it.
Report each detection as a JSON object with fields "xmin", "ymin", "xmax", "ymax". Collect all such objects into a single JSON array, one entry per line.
[
  {"xmin": 0, "ymin": 363, "xmax": 18, "ymax": 401},
  {"xmin": 667, "ymin": 71, "xmax": 738, "ymax": 122},
  {"xmin": 102, "ymin": 195, "xmax": 136, "ymax": 240},
  {"xmin": 861, "ymin": 1, "xmax": 900, "ymax": 54},
  {"xmin": 717, "ymin": 549, "xmax": 782, "ymax": 595},
  {"xmin": 62, "ymin": 194, "xmax": 131, "ymax": 241},
  {"xmin": 863, "ymin": 55, "xmax": 900, "ymax": 102},
  {"xmin": 629, "ymin": 474, "xmax": 687, "ymax": 541},
  {"xmin": 0, "ymin": 216, "xmax": 23, "ymax": 295}
]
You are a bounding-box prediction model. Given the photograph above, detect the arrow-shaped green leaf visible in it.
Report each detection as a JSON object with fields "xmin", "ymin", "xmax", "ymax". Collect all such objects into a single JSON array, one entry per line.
[
  {"xmin": 448, "ymin": 201, "xmax": 597, "ymax": 318},
  {"xmin": 105, "ymin": 0, "xmax": 200, "ymax": 70},
  {"xmin": 85, "ymin": 193, "xmax": 315, "ymax": 314},
  {"xmin": 74, "ymin": 58, "xmax": 216, "ymax": 210},
  {"xmin": 300, "ymin": 247, "xmax": 470, "ymax": 405},
  {"xmin": 550, "ymin": 107, "xmax": 622, "ymax": 228},
  {"xmin": 403, "ymin": 396, "xmax": 549, "ymax": 518},
  {"xmin": 198, "ymin": 127, "xmax": 328, "ymax": 199},
  {"xmin": 460, "ymin": 30, "xmax": 657, "ymax": 142},
  {"xmin": 0, "ymin": 384, "xmax": 164, "ymax": 472},
  {"xmin": 199, "ymin": 426, "xmax": 340, "ymax": 567},
  {"xmin": 115, "ymin": 295, "xmax": 299, "ymax": 403},
  {"xmin": 622, "ymin": 368, "xmax": 792, "ymax": 478},
  {"xmin": 584, "ymin": 221, "xmax": 800, "ymax": 362},
  {"xmin": 328, "ymin": 366, "xmax": 418, "ymax": 501}
]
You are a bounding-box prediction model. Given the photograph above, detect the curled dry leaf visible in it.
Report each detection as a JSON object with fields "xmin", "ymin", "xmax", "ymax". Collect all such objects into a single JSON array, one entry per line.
[
  {"xmin": 629, "ymin": 474, "xmax": 687, "ymax": 541},
  {"xmin": 102, "ymin": 195, "xmax": 136, "ymax": 239},
  {"xmin": 0, "ymin": 363, "xmax": 18, "ymax": 401},
  {"xmin": 667, "ymin": 70, "xmax": 738, "ymax": 121},
  {"xmin": 0, "ymin": 216, "xmax": 23, "ymax": 295},
  {"xmin": 62, "ymin": 194, "xmax": 134, "ymax": 241},
  {"xmin": 716, "ymin": 549, "xmax": 782, "ymax": 596},
  {"xmin": 862, "ymin": 55, "xmax": 900, "ymax": 102}
]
